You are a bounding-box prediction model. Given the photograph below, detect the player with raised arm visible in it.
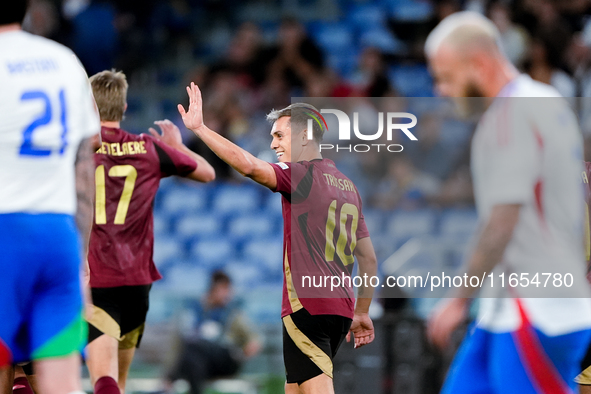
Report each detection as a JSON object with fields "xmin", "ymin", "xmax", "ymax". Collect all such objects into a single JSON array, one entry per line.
[
  {"xmin": 85, "ymin": 70, "xmax": 215, "ymax": 394},
  {"xmin": 425, "ymin": 11, "xmax": 591, "ymax": 393},
  {"xmin": 0, "ymin": 1, "xmax": 100, "ymax": 394},
  {"xmin": 178, "ymin": 83, "xmax": 378, "ymax": 394}
]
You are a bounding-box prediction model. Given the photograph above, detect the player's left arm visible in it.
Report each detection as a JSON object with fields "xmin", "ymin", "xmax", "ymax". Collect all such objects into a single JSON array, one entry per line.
[
  {"xmin": 178, "ymin": 82, "xmax": 278, "ymax": 190},
  {"xmin": 347, "ymin": 236, "xmax": 378, "ymax": 348},
  {"xmin": 427, "ymin": 203, "xmax": 521, "ymax": 349},
  {"xmin": 74, "ymin": 136, "xmax": 96, "ymax": 273}
]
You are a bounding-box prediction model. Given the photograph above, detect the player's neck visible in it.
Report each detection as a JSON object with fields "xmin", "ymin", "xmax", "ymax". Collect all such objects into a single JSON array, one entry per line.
[
  {"xmin": 0, "ymin": 24, "xmax": 21, "ymax": 34},
  {"xmin": 101, "ymin": 121, "xmax": 120, "ymax": 129},
  {"xmin": 297, "ymin": 147, "xmax": 322, "ymax": 162},
  {"xmin": 486, "ymin": 59, "xmax": 520, "ymax": 98}
]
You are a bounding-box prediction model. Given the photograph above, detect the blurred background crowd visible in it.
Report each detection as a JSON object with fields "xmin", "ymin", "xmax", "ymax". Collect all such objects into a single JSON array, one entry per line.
[{"xmin": 19, "ymin": 0, "xmax": 591, "ymax": 393}]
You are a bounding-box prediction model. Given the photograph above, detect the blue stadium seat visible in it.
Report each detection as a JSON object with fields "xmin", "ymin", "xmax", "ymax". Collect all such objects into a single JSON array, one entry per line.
[
  {"xmin": 224, "ymin": 260, "xmax": 264, "ymax": 289},
  {"xmin": 190, "ymin": 238, "xmax": 235, "ymax": 268},
  {"xmin": 362, "ymin": 208, "xmax": 385, "ymax": 237},
  {"xmin": 265, "ymin": 194, "xmax": 283, "ymax": 217},
  {"xmin": 161, "ymin": 186, "xmax": 208, "ymax": 215},
  {"xmin": 243, "ymin": 239, "xmax": 283, "ymax": 273},
  {"xmin": 153, "ymin": 212, "xmax": 169, "ymax": 237},
  {"xmin": 386, "ymin": 209, "xmax": 437, "ymax": 239},
  {"xmin": 346, "ymin": 3, "xmax": 387, "ymax": 31},
  {"xmin": 242, "ymin": 286, "xmax": 283, "ymax": 324},
  {"xmin": 309, "ymin": 22, "xmax": 354, "ymax": 55},
  {"xmin": 228, "ymin": 214, "xmax": 273, "ymax": 240},
  {"xmin": 389, "ymin": 0, "xmax": 433, "ymax": 22},
  {"xmin": 175, "ymin": 214, "xmax": 222, "ymax": 242},
  {"xmin": 213, "ymin": 184, "xmax": 260, "ymax": 214},
  {"xmin": 326, "ymin": 52, "xmax": 358, "ymax": 78},
  {"xmin": 153, "ymin": 236, "xmax": 185, "ymax": 266},
  {"xmin": 388, "ymin": 64, "xmax": 434, "ymax": 97},
  {"xmin": 359, "ymin": 28, "xmax": 405, "ymax": 54},
  {"xmin": 160, "ymin": 264, "xmax": 210, "ymax": 296},
  {"xmin": 439, "ymin": 209, "xmax": 479, "ymax": 238}
]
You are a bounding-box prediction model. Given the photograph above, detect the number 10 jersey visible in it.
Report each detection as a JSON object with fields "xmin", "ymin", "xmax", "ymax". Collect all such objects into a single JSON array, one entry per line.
[
  {"xmin": 89, "ymin": 126, "xmax": 196, "ymax": 288},
  {"xmin": 271, "ymin": 159, "xmax": 370, "ymax": 319}
]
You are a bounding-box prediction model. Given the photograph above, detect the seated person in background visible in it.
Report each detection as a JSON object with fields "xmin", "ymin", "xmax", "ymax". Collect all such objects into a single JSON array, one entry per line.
[{"xmin": 164, "ymin": 271, "xmax": 260, "ymax": 394}]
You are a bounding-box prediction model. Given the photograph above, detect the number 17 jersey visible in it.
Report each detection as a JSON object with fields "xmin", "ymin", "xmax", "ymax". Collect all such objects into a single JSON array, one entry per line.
[
  {"xmin": 88, "ymin": 126, "xmax": 196, "ymax": 288},
  {"xmin": 271, "ymin": 159, "xmax": 370, "ymax": 319}
]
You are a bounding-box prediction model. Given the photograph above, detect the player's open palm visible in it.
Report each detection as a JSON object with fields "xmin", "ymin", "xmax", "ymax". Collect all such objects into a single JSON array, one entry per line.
[
  {"xmin": 347, "ymin": 313, "xmax": 375, "ymax": 348},
  {"xmin": 149, "ymin": 119, "xmax": 182, "ymax": 148},
  {"xmin": 178, "ymin": 82, "xmax": 205, "ymax": 131}
]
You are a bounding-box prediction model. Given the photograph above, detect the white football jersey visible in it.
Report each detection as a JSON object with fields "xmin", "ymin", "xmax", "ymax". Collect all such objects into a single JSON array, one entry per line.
[
  {"xmin": 0, "ymin": 31, "xmax": 100, "ymax": 215},
  {"xmin": 473, "ymin": 75, "xmax": 591, "ymax": 335}
]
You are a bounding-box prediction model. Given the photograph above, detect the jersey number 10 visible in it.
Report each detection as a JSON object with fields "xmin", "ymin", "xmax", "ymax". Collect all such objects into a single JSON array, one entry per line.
[{"xmin": 325, "ymin": 200, "xmax": 359, "ymax": 266}]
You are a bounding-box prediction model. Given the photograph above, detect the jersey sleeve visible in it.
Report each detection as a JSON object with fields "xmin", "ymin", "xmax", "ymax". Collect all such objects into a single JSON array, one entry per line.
[
  {"xmin": 147, "ymin": 136, "xmax": 197, "ymax": 178},
  {"xmin": 482, "ymin": 104, "xmax": 541, "ymax": 206},
  {"xmin": 270, "ymin": 162, "xmax": 312, "ymax": 203}
]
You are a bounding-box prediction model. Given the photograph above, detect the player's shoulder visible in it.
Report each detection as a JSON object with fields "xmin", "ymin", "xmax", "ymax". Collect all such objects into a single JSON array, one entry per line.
[
  {"xmin": 5, "ymin": 31, "xmax": 74, "ymax": 58},
  {"xmin": 509, "ymin": 74, "xmax": 562, "ymax": 98}
]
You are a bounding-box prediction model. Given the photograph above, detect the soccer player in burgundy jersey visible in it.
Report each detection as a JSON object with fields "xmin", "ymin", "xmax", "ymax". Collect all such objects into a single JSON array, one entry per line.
[
  {"xmin": 178, "ymin": 82, "xmax": 378, "ymax": 394},
  {"xmin": 86, "ymin": 71, "xmax": 215, "ymax": 394}
]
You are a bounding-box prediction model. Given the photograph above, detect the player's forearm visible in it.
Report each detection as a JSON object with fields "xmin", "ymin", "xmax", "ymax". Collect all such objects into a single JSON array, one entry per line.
[
  {"xmin": 191, "ymin": 124, "xmax": 261, "ymax": 177},
  {"xmin": 172, "ymin": 142, "xmax": 216, "ymax": 183},
  {"xmin": 74, "ymin": 137, "xmax": 96, "ymax": 259},
  {"xmin": 355, "ymin": 237, "xmax": 378, "ymax": 313},
  {"xmin": 454, "ymin": 204, "xmax": 521, "ymax": 298}
]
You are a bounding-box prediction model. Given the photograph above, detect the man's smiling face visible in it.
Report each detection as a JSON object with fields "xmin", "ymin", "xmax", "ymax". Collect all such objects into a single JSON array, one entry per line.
[{"xmin": 270, "ymin": 116, "xmax": 292, "ymax": 163}]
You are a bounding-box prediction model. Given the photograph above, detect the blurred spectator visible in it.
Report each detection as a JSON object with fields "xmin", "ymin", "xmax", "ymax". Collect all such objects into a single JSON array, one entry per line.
[
  {"xmin": 304, "ymin": 68, "xmax": 355, "ymax": 97},
  {"xmin": 488, "ymin": 1, "xmax": 529, "ymax": 68},
  {"xmin": 208, "ymin": 22, "xmax": 266, "ymax": 88},
  {"xmin": 69, "ymin": 0, "xmax": 118, "ymax": 75},
  {"xmin": 263, "ymin": 17, "xmax": 325, "ymax": 89},
  {"xmin": 405, "ymin": 113, "xmax": 459, "ymax": 180},
  {"xmin": 370, "ymin": 155, "xmax": 441, "ymax": 210},
  {"xmin": 164, "ymin": 271, "xmax": 260, "ymax": 394},
  {"xmin": 349, "ymin": 47, "xmax": 394, "ymax": 97},
  {"xmin": 525, "ymin": 31, "xmax": 576, "ymax": 97}
]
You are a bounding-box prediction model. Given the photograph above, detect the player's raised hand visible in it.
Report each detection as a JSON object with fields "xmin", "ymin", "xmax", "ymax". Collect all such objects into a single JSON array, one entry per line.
[
  {"xmin": 427, "ymin": 297, "xmax": 468, "ymax": 350},
  {"xmin": 178, "ymin": 82, "xmax": 205, "ymax": 132},
  {"xmin": 149, "ymin": 119, "xmax": 183, "ymax": 148},
  {"xmin": 347, "ymin": 312, "xmax": 375, "ymax": 348}
]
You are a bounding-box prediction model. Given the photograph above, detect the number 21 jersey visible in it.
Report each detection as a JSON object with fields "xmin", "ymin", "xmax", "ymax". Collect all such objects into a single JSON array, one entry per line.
[
  {"xmin": 271, "ymin": 159, "xmax": 370, "ymax": 319},
  {"xmin": 89, "ymin": 126, "xmax": 196, "ymax": 288}
]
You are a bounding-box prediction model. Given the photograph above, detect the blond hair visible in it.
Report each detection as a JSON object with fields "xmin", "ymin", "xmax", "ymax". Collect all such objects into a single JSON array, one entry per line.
[
  {"xmin": 89, "ymin": 70, "xmax": 128, "ymax": 122},
  {"xmin": 425, "ymin": 11, "xmax": 502, "ymax": 59}
]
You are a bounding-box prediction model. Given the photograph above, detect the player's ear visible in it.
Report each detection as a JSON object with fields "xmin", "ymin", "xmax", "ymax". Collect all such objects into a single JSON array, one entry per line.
[{"xmin": 300, "ymin": 128, "xmax": 311, "ymax": 146}]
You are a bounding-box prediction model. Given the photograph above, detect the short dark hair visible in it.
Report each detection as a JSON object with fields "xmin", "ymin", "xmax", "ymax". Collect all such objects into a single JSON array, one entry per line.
[
  {"xmin": 0, "ymin": 0, "xmax": 28, "ymax": 26},
  {"xmin": 210, "ymin": 270, "xmax": 231, "ymax": 288},
  {"xmin": 266, "ymin": 103, "xmax": 326, "ymax": 143}
]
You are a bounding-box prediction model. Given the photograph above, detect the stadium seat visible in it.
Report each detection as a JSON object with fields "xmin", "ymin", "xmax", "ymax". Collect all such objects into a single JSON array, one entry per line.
[
  {"xmin": 161, "ymin": 186, "xmax": 208, "ymax": 215},
  {"xmin": 439, "ymin": 209, "xmax": 479, "ymax": 238},
  {"xmin": 388, "ymin": 64, "xmax": 434, "ymax": 97},
  {"xmin": 153, "ymin": 236, "xmax": 185, "ymax": 266},
  {"xmin": 175, "ymin": 214, "xmax": 223, "ymax": 243},
  {"xmin": 160, "ymin": 264, "xmax": 210, "ymax": 296},
  {"xmin": 153, "ymin": 212, "xmax": 169, "ymax": 237},
  {"xmin": 346, "ymin": 3, "xmax": 387, "ymax": 31},
  {"xmin": 213, "ymin": 184, "xmax": 261, "ymax": 214},
  {"xmin": 228, "ymin": 214, "xmax": 273, "ymax": 240},
  {"xmin": 359, "ymin": 28, "xmax": 405, "ymax": 54},
  {"xmin": 309, "ymin": 22, "xmax": 354, "ymax": 56},
  {"xmin": 243, "ymin": 240, "xmax": 283, "ymax": 273},
  {"xmin": 224, "ymin": 260, "xmax": 264, "ymax": 290},
  {"xmin": 386, "ymin": 209, "xmax": 437, "ymax": 239},
  {"xmin": 190, "ymin": 238, "xmax": 235, "ymax": 269},
  {"xmin": 389, "ymin": 0, "xmax": 434, "ymax": 22}
]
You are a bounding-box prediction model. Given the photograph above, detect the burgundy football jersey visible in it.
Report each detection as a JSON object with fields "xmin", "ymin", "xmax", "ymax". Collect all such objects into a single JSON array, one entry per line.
[
  {"xmin": 271, "ymin": 159, "xmax": 370, "ymax": 319},
  {"xmin": 89, "ymin": 127, "xmax": 196, "ymax": 287}
]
